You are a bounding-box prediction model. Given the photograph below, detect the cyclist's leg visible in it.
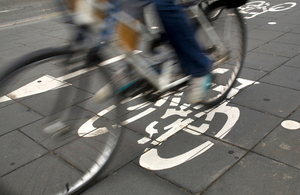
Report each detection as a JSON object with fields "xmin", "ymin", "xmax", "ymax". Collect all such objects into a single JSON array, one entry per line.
[
  {"xmin": 152, "ymin": 0, "xmax": 212, "ymax": 103},
  {"xmin": 152, "ymin": 0, "xmax": 211, "ymax": 77}
]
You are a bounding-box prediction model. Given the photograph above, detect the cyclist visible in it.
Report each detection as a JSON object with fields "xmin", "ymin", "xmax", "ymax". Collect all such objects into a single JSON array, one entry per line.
[{"xmin": 94, "ymin": 0, "xmax": 212, "ymax": 104}]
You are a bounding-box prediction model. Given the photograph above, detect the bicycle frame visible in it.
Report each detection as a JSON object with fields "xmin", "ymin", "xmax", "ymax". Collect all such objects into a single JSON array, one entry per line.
[
  {"xmin": 58, "ymin": 0, "xmax": 229, "ymax": 93},
  {"xmin": 111, "ymin": 2, "xmax": 229, "ymax": 93}
]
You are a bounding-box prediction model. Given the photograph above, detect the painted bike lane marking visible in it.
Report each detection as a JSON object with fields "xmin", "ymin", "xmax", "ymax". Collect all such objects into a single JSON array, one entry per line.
[
  {"xmin": 239, "ymin": 1, "xmax": 297, "ymax": 19},
  {"xmin": 0, "ymin": 65, "xmax": 258, "ymax": 171}
]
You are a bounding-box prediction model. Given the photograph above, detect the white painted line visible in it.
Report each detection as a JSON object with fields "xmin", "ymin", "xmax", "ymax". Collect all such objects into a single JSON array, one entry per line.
[
  {"xmin": 0, "ymin": 12, "xmax": 63, "ymax": 28},
  {"xmin": 139, "ymin": 141, "xmax": 214, "ymax": 170},
  {"xmin": 268, "ymin": 22, "xmax": 277, "ymax": 25},
  {"xmin": 1, "ymin": 75, "xmax": 69, "ymax": 103},
  {"xmin": 97, "ymin": 105, "xmax": 116, "ymax": 117},
  {"xmin": 0, "ymin": 9, "xmax": 18, "ymax": 14},
  {"xmin": 281, "ymin": 120, "xmax": 300, "ymax": 130},
  {"xmin": 170, "ymin": 97, "xmax": 181, "ymax": 107},
  {"xmin": 121, "ymin": 108, "xmax": 156, "ymax": 126},
  {"xmin": 0, "ymin": 53, "xmax": 128, "ymax": 104}
]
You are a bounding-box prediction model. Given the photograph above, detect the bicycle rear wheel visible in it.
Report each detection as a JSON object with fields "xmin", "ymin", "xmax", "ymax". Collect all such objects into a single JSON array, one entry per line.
[
  {"xmin": 0, "ymin": 48, "xmax": 123, "ymax": 195},
  {"xmin": 196, "ymin": 8, "xmax": 246, "ymax": 106}
]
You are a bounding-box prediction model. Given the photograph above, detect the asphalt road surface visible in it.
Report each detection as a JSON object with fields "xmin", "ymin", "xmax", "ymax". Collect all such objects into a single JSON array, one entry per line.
[{"xmin": 0, "ymin": 0, "xmax": 59, "ymax": 25}]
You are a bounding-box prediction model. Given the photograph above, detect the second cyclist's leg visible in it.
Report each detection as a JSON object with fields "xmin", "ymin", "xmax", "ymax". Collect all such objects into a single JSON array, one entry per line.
[{"xmin": 152, "ymin": 0, "xmax": 212, "ymax": 104}]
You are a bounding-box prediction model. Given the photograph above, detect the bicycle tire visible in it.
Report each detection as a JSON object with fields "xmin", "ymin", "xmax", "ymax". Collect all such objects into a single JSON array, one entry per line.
[
  {"xmin": 0, "ymin": 47, "xmax": 123, "ymax": 195},
  {"xmin": 196, "ymin": 8, "xmax": 246, "ymax": 106}
]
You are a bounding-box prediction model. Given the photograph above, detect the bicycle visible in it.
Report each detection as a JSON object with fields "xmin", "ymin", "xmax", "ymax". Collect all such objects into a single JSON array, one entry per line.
[{"xmin": 0, "ymin": 0, "xmax": 246, "ymax": 194}]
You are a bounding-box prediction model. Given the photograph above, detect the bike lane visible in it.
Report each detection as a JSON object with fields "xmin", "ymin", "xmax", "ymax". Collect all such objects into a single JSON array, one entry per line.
[
  {"xmin": 0, "ymin": 0, "xmax": 300, "ymax": 194},
  {"xmin": 83, "ymin": 1, "xmax": 300, "ymax": 194}
]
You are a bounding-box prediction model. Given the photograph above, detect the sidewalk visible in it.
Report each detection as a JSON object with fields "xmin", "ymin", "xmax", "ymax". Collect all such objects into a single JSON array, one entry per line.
[{"xmin": 1, "ymin": 1, "xmax": 300, "ymax": 194}]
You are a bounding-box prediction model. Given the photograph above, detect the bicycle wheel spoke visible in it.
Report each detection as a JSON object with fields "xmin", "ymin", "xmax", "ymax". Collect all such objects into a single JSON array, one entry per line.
[{"xmin": 0, "ymin": 49, "xmax": 122, "ymax": 195}]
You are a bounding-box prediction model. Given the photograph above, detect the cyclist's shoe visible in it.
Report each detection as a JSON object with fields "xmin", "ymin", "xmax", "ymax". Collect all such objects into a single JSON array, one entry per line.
[
  {"xmin": 92, "ymin": 65, "xmax": 138, "ymax": 103},
  {"xmin": 187, "ymin": 74, "xmax": 212, "ymax": 104}
]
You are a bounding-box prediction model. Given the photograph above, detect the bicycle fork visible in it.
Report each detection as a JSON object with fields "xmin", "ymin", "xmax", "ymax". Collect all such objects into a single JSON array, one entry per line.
[{"xmin": 189, "ymin": 7, "xmax": 229, "ymax": 62}]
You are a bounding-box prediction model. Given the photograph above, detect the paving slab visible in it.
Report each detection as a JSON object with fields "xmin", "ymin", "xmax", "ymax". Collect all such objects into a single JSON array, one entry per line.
[
  {"xmin": 20, "ymin": 106, "xmax": 95, "ymax": 150},
  {"xmin": 19, "ymin": 85, "xmax": 92, "ymax": 116},
  {"xmin": 289, "ymin": 107, "xmax": 300, "ymax": 121},
  {"xmin": 42, "ymin": 28, "xmax": 70, "ymax": 40},
  {"xmin": 0, "ymin": 40, "xmax": 23, "ymax": 52},
  {"xmin": 292, "ymin": 26, "xmax": 300, "ymax": 34},
  {"xmin": 189, "ymin": 101, "xmax": 282, "ymax": 149},
  {"xmin": 3, "ymin": 25, "xmax": 37, "ymax": 35},
  {"xmin": 246, "ymin": 38, "xmax": 266, "ymax": 52},
  {"xmin": 0, "ymin": 153, "xmax": 82, "ymax": 195},
  {"xmin": 134, "ymin": 131, "xmax": 246, "ymax": 194},
  {"xmin": 82, "ymin": 163, "xmax": 191, "ymax": 195},
  {"xmin": 276, "ymin": 14, "xmax": 300, "ymax": 25},
  {"xmin": 253, "ymin": 41, "xmax": 300, "ymax": 58},
  {"xmin": 273, "ymin": 32, "xmax": 300, "ymax": 46},
  {"xmin": 247, "ymin": 29, "xmax": 283, "ymax": 42},
  {"xmin": 237, "ymin": 66, "xmax": 267, "ymax": 82},
  {"xmin": 253, "ymin": 108, "xmax": 300, "ymax": 169},
  {"xmin": 0, "ymin": 46, "xmax": 37, "ymax": 62},
  {"xmin": 260, "ymin": 65, "xmax": 300, "ymax": 90},
  {"xmin": 257, "ymin": 22, "xmax": 298, "ymax": 33},
  {"xmin": 231, "ymin": 82, "xmax": 300, "ymax": 118},
  {"xmin": 243, "ymin": 52, "xmax": 289, "ymax": 72},
  {"xmin": 0, "ymin": 130, "xmax": 48, "ymax": 176},
  {"xmin": 0, "ymin": 102, "xmax": 42, "ymax": 136},
  {"xmin": 28, "ymin": 20, "xmax": 67, "ymax": 31},
  {"xmin": 253, "ymin": 122, "xmax": 300, "ymax": 169},
  {"xmin": 284, "ymin": 53, "xmax": 300, "ymax": 68},
  {"xmin": 202, "ymin": 153, "xmax": 300, "ymax": 195},
  {"xmin": 244, "ymin": 17, "xmax": 273, "ymax": 29},
  {"xmin": 95, "ymin": 127, "xmax": 155, "ymax": 179}
]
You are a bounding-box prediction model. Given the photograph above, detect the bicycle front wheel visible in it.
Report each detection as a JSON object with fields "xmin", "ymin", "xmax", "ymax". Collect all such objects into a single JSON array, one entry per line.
[
  {"xmin": 0, "ymin": 48, "xmax": 123, "ymax": 195},
  {"xmin": 196, "ymin": 8, "xmax": 246, "ymax": 106}
]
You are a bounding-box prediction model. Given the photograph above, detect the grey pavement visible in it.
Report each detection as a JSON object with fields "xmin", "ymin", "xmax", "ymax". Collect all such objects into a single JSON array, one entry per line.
[{"xmin": 1, "ymin": 1, "xmax": 300, "ymax": 195}]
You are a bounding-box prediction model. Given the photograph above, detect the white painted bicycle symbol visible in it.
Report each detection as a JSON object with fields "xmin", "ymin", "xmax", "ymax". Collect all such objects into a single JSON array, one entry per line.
[
  {"xmin": 238, "ymin": 1, "xmax": 297, "ymax": 19},
  {"xmin": 79, "ymin": 70, "xmax": 258, "ymax": 170}
]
